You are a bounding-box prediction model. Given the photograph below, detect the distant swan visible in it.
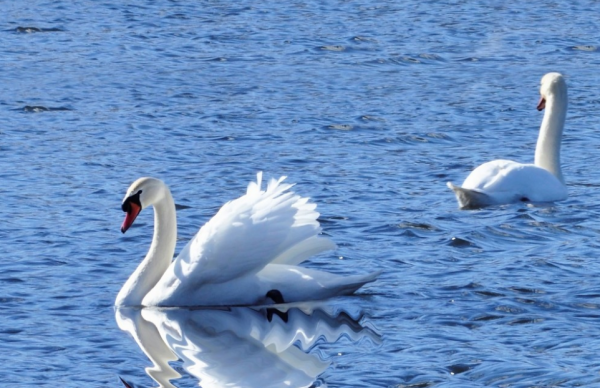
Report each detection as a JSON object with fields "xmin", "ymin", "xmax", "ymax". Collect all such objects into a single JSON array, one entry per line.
[
  {"xmin": 448, "ymin": 72, "xmax": 568, "ymax": 209},
  {"xmin": 116, "ymin": 173, "xmax": 379, "ymax": 307}
]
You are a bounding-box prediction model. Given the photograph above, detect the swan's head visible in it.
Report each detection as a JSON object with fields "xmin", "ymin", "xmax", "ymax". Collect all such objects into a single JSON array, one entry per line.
[
  {"xmin": 537, "ymin": 72, "xmax": 567, "ymax": 111},
  {"xmin": 121, "ymin": 177, "xmax": 167, "ymax": 233}
]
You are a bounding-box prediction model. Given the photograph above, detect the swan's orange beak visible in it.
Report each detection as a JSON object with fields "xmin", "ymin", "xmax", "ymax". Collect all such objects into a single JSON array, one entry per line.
[
  {"xmin": 121, "ymin": 202, "xmax": 141, "ymax": 234},
  {"xmin": 537, "ymin": 96, "xmax": 546, "ymax": 111}
]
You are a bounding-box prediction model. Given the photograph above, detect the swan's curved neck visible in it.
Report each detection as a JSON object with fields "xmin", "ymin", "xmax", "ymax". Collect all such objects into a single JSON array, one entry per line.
[
  {"xmin": 534, "ymin": 92, "xmax": 567, "ymax": 183},
  {"xmin": 116, "ymin": 190, "xmax": 177, "ymax": 306}
]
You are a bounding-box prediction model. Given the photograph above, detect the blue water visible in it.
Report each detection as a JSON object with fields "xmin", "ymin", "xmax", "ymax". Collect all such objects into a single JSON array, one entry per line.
[{"xmin": 3, "ymin": 0, "xmax": 600, "ymax": 387}]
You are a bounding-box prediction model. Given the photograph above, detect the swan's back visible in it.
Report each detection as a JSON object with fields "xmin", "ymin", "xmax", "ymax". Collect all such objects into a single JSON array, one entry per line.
[{"xmin": 464, "ymin": 160, "xmax": 566, "ymax": 200}]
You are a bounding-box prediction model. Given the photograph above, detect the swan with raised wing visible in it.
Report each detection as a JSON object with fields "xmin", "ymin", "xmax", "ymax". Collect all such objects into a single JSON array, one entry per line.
[
  {"xmin": 116, "ymin": 173, "xmax": 378, "ymax": 307},
  {"xmin": 448, "ymin": 72, "xmax": 568, "ymax": 209}
]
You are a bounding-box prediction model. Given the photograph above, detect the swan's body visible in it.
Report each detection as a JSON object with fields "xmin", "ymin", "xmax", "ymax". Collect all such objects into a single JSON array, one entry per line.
[
  {"xmin": 448, "ymin": 72, "xmax": 568, "ymax": 209},
  {"xmin": 116, "ymin": 173, "xmax": 378, "ymax": 307}
]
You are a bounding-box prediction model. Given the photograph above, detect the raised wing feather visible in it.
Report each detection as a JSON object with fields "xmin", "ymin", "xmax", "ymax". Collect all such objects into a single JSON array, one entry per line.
[{"xmin": 157, "ymin": 173, "xmax": 334, "ymax": 292}]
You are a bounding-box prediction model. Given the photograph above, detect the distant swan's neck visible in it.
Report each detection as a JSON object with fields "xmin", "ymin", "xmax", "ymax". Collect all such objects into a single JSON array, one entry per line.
[
  {"xmin": 116, "ymin": 190, "xmax": 177, "ymax": 306},
  {"xmin": 534, "ymin": 93, "xmax": 567, "ymax": 183}
]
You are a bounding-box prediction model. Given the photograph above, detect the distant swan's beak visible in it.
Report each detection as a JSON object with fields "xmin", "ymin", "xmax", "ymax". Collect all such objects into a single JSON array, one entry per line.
[
  {"xmin": 537, "ymin": 96, "xmax": 546, "ymax": 111},
  {"xmin": 121, "ymin": 202, "xmax": 141, "ymax": 233}
]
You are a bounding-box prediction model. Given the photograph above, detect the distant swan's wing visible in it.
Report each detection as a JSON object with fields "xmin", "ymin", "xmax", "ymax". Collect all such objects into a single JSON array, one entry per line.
[
  {"xmin": 461, "ymin": 159, "xmax": 522, "ymax": 191},
  {"xmin": 163, "ymin": 173, "xmax": 335, "ymax": 288}
]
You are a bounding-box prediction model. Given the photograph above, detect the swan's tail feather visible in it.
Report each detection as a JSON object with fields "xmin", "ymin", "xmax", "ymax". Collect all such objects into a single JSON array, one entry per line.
[
  {"xmin": 258, "ymin": 265, "xmax": 380, "ymax": 303},
  {"xmin": 447, "ymin": 182, "xmax": 491, "ymax": 209},
  {"xmin": 330, "ymin": 271, "xmax": 381, "ymax": 296}
]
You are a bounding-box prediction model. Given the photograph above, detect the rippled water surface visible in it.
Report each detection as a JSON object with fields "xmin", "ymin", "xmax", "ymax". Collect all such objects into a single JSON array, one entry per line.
[{"xmin": 3, "ymin": 1, "xmax": 600, "ymax": 387}]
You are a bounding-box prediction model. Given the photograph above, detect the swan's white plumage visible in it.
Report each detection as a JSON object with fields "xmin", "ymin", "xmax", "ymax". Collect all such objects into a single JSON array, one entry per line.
[
  {"xmin": 448, "ymin": 72, "xmax": 568, "ymax": 209},
  {"xmin": 117, "ymin": 172, "xmax": 378, "ymax": 307}
]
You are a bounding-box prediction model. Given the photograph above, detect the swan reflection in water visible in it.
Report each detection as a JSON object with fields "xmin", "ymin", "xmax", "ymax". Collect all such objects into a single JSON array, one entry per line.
[{"xmin": 116, "ymin": 304, "xmax": 381, "ymax": 388}]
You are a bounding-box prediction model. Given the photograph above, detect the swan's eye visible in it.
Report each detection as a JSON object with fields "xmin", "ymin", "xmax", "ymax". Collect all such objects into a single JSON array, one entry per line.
[{"xmin": 122, "ymin": 190, "xmax": 142, "ymax": 213}]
